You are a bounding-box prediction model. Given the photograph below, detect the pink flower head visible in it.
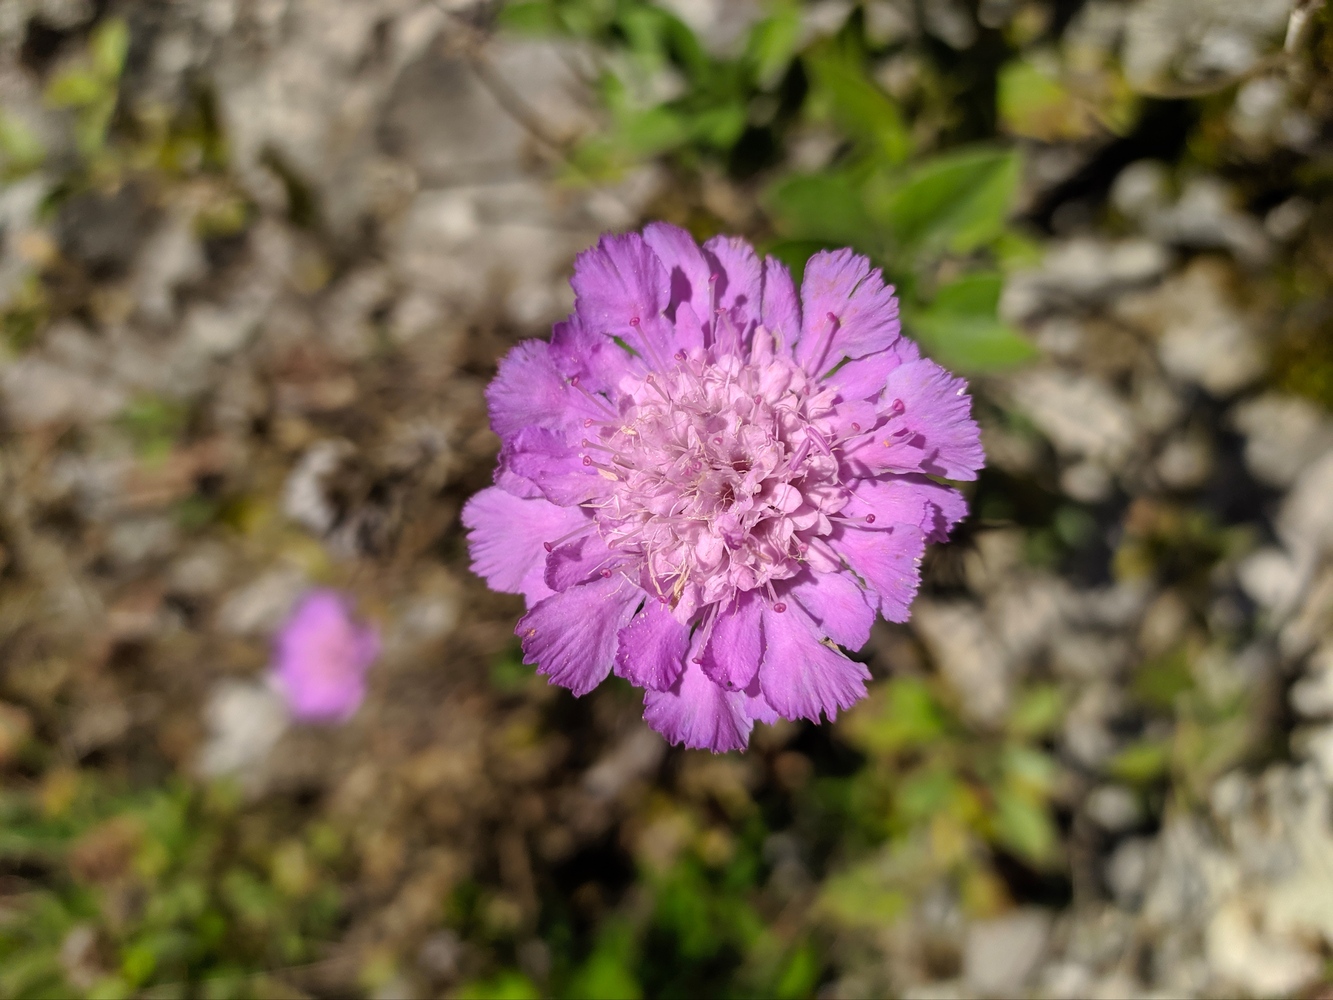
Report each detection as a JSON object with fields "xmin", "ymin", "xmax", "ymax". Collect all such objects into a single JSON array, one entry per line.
[
  {"xmin": 464, "ymin": 226, "xmax": 983, "ymax": 752},
  {"xmin": 271, "ymin": 589, "xmax": 380, "ymax": 722}
]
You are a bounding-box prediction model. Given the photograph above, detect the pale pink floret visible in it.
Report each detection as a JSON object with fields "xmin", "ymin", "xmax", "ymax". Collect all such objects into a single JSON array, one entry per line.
[
  {"xmin": 463, "ymin": 225, "xmax": 984, "ymax": 752},
  {"xmin": 271, "ymin": 590, "xmax": 379, "ymax": 722}
]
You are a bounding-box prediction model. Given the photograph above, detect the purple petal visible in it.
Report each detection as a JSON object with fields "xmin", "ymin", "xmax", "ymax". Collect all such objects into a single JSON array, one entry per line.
[
  {"xmin": 795, "ymin": 250, "xmax": 902, "ymax": 376},
  {"xmin": 485, "ymin": 339, "xmax": 607, "ymax": 439},
  {"xmin": 826, "ymin": 338, "xmax": 920, "ymax": 401},
  {"xmin": 615, "ymin": 598, "xmax": 689, "ymax": 691},
  {"xmin": 743, "ymin": 675, "xmax": 780, "ymax": 725},
  {"xmin": 549, "ymin": 316, "xmax": 642, "ymax": 394},
  {"xmin": 700, "ymin": 590, "xmax": 764, "ymax": 690},
  {"xmin": 787, "ymin": 570, "xmax": 875, "ymax": 650},
  {"xmin": 643, "ymin": 653, "xmax": 753, "ymax": 752},
  {"xmin": 517, "ymin": 575, "xmax": 640, "ymax": 696},
  {"xmin": 273, "ymin": 590, "xmax": 379, "ymax": 722},
  {"xmin": 502, "ymin": 426, "xmax": 614, "ymax": 506},
  {"xmin": 831, "ymin": 524, "xmax": 926, "ymax": 623},
  {"xmin": 643, "ymin": 222, "xmax": 711, "ymax": 341},
  {"xmin": 462, "ymin": 487, "xmax": 593, "ymax": 604},
  {"xmin": 758, "ymin": 602, "xmax": 870, "ymax": 723},
  {"xmin": 571, "ymin": 231, "xmax": 675, "ymax": 362},
  {"xmin": 843, "ymin": 474, "xmax": 968, "ymax": 542},
  {"xmin": 843, "ymin": 359, "xmax": 984, "ymax": 481},
  {"xmin": 703, "ymin": 234, "xmax": 764, "ymax": 318},
  {"xmin": 545, "ymin": 534, "xmax": 622, "ymax": 592},
  {"xmin": 759, "ymin": 255, "xmax": 801, "ymax": 355}
]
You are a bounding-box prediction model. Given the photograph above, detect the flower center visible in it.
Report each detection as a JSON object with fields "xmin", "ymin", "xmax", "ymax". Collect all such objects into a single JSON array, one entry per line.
[{"xmin": 581, "ymin": 349, "xmax": 852, "ymax": 614}]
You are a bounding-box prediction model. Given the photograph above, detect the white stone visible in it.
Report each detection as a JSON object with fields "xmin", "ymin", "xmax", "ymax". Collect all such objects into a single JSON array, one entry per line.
[
  {"xmin": 963, "ymin": 909, "xmax": 1051, "ymax": 997},
  {"xmin": 197, "ymin": 679, "xmax": 290, "ymax": 779},
  {"xmin": 216, "ymin": 568, "xmax": 307, "ymax": 637},
  {"xmin": 913, "ymin": 600, "xmax": 1011, "ymax": 726},
  {"xmin": 1237, "ymin": 547, "xmax": 1304, "ymax": 612},
  {"xmin": 1232, "ymin": 394, "xmax": 1333, "ymax": 489},
  {"xmin": 1011, "ymin": 370, "xmax": 1137, "ymax": 467},
  {"xmin": 1278, "ymin": 449, "xmax": 1333, "ymax": 559},
  {"xmin": 1205, "ymin": 900, "xmax": 1320, "ymax": 998}
]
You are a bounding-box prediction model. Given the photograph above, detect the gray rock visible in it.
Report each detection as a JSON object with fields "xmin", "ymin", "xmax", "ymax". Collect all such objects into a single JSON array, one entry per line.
[
  {"xmin": 963, "ymin": 909, "xmax": 1051, "ymax": 997},
  {"xmin": 167, "ymin": 543, "xmax": 233, "ymax": 598},
  {"xmin": 197, "ymin": 679, "xmax": 290, "ymax": 779},
  {"xmin": 1149, "ymin": 176, "xmax": 1271, "ymax": 267},
  {"xmin": 1105, "ymin": 837, "xmax": 1155, "ymax": 908},
  {"xmin": 133, "ymin": 213, "xmax": 207, "ymax": 326},
  {"xmin": 914, "ymin": 600, "xmax": 1011, "ymax": 726},
  {"xmin": 583, "ymin": 727, "xmax": 666, "ymax": 801},
  {"xmin": 1110, "ymin": 160, "xmax": 1171, "ymax": 221},
  {"xmin": 1155, "ymin": 433, "xmax": 1213, "ymax": 491},
  {"xmin": 105, "ymin": 516, "xmax": 179, "ymax": 568},
  {"xmin": 1060, "ymin": 460, "xmax": 1114, "ymax": 503},
  {"xmin": 1277, "ymin": 449, "xmax": 1333, "ymax": 559},
  {"xmin": 1206, "ymin": 899, "xmax": 1321, "ymax": 998},
  {"xmin": 1010, "ymin": 370, "xmax": 1137, "ymax": 468},
  {"xmin": 1117, "ymin": 258, "xmax": 1264, "ymax": 397},
  {"xmin": 0, "ymin": 354, "xmax": 127, "ymax": 431},
  {"xmin": 1087, "ymin": 785, "xmax": 1144, "ymax": 833},
  {"xmin": 1232, "ymin": 393, "xmax": 1333, "ymax": 488},
  {"xmin": 1290, "ymin": 644, "xmax": 1333, "ymax": 718},
  {"xmin": 1123, "ymin": 0, "xmax": 1293, "ymax": 93},
  {"xmin": 282, "ymin": 439, "xmax": 357, "ymax": 537},
  {"xmin": 1237, "ymin": 547, "xmax": 1304, "ymax": 611},
  {"xmin": 216, "ymin": 568, "xmax": 307, "ymax": 637},
  {"xmin": 1001, "ymin": 238, "xmax": 1170, "ymax": 326}
]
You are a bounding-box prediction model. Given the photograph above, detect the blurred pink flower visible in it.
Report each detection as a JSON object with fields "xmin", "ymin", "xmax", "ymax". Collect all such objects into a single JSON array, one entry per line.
[{"xmin": 271, "ymin": 589, "xmax": 379, "ymax": 722}]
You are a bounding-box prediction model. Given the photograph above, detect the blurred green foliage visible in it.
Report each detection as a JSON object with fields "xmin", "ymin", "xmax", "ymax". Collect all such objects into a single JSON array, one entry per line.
[
  {"xmin": 0, "ymin": 777, "xmax": 344, "ymax": 998},
  {"xmin": 504, "ymin": 0, "xmax": 1039, "ymax": 375}
]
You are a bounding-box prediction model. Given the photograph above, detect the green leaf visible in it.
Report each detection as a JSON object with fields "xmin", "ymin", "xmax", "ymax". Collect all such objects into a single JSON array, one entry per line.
[
  {"xmin": 992, "ymin": 789, "xmax": 1057, "ymax": 863},
  {"xmin": 896, "ymin": 767, "xmax": 960, "ymax": 824},
  {"xmin": 805, "ymin": 45, "xmax": 910, "ymax": 165},
  {"xmin": 497, "ymin": 1, "xmax": 559, "ymax": 34},
  {"xmin": 0, "ymin": 112, "xmax": 45, "ymax": 172},
  {"xmin": 764, "ymin": 172, "xmax": 875, "ymax": 248},
  {"xmin": 617, "ymin": 105, "xmax": 690, "ymax": 156},
  {"xmin": 746, "ymin": 5, "xmax": 802, "ymax": 89},
  {"xmin": 45, "ymin": 67, "xmax": 106, "ymax": 108},
  {"xmin": 567, "ymin": 925, "xmax": 642, "ymax": 1000},
  {"xmin": 773, "ymin": 942, "xmax": 822, "ymax": 1000},
  {"xmin": 1107, "ymin": 741, "xmax": 1171, "ymax": 786},
  {"xmin": 872, "ymin": 147, "xmax": 1020, "ymax": 254},
  {"xmin": 1008, "ymin": 684, "xmax": 1065, "ymax": 738},
  {"xmin": 1001, "ymin": 745, "xmax": 1058, "ymax": 797},
  {"xmin": 457, "ymin": 971, "xmax": 541, "ymax": 1000},
  {"xmin": 841, "ymin": 678, "xmax": 948, "ymax": 756},
  {"xmin": 818, "ymin": 864, "xmax": 908, "ymax": 927},
  {"xmin": 91, "ymin": 18, "xmax": 131, "ymax": 81},
  {"xmin": 1133, "ymin": 646, "xmax": 1194, "ymax": 709},
  {"xmin": 909, "ymin": 272, "xmax": 1037, "ymax": 374}
]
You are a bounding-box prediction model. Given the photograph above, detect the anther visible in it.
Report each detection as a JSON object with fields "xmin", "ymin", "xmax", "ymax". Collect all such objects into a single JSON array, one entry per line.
[
  {"xmin": 890, "ymin": 398, "xmax": 905, "ymax": 415},
  {"xmin": 584, "ymin": 418, "xmax": 594, "ymax": 427},
  {"xmin": 570, "ymin": 375, "xmax": 580, "ymax": 387},
  {"xmin": 543, "ymin": 542, "xmax": 554, "ymax": 552},
  {"xmin": 600, "ymin": 569, "xmax": 611, "ymax": 578},
  {"xmin": 582, "ymin": 456, "xmax": 593, "ymax": 466},
  {"xmin": 629, "ymin": 316, "xmax": 641, "ymax": 327},
  {"xmin": 772, "ymin": 602, "xmax": 787, "ymax": 613},
  {"xmin": 674, "ymin": 350, "xmax": 686, "ymax": 361},
  {"xmin": 826, "ymin": 312, "xmax": 838, "ymax": 324},
  {"xmin": 851, "ymin": 422, "xmax": 861, "ymax": 432},
  {"xmin": 865, "ymin": 514, "xmax": 876, "ymax": 524}
]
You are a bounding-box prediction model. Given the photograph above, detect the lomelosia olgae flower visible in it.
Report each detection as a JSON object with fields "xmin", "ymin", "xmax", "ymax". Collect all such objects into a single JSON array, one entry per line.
[
  {"xmin": 464, "ymin": 226, "xmax": 983, "ymax": 751},
  {"xmin": 271, "ymin": 589, "xmax": 380, "ymax": 722}
]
